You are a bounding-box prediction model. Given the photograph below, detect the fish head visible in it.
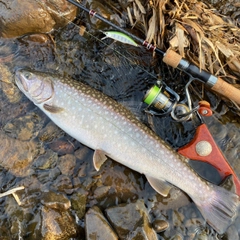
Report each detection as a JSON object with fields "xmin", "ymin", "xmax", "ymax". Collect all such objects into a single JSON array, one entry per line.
[{"xmin": 15, "ymin": 69, "xmax": 54, "ymax": 105}]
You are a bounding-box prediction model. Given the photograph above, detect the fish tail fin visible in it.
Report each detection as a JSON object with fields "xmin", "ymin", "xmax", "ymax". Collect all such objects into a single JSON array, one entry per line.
[{"xmin": 195, "ymin": 185, "xmax": 239, "ymax": 234}]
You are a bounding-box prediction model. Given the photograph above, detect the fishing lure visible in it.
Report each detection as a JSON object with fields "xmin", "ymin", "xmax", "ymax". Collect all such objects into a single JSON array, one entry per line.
[{"xmin": 101, "ymin": 31, "xmax": 138, "ymax": 47}]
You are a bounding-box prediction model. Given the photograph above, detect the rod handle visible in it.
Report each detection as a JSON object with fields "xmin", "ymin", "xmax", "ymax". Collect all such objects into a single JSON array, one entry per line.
[
  {"xmin": 162, "ymin": 49, "xmax": 182, "ymax": 68},
  {"xmin": 212, "ymin": 77, "xmax": 240, "ymax": 105},
  {"xmin": 163, "ymin": 50, "xmax": 240, "ymax": 105}
]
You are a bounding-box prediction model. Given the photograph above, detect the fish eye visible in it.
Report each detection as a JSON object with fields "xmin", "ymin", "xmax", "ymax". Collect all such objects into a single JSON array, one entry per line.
[{"xmin": 24, "ymin": 72, "xmax": 32, "ymax": 80}]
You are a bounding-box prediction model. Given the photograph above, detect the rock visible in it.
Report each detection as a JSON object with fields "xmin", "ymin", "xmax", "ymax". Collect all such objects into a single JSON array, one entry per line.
[
  {"xmin": 152, "ymin": 219, "xmax": 169, "ymax": 233},
  {"xmin": 41, "ymin": 191, "xmax": 71, "ymax": 211},
  {"xmin": 51, "ymin": 175, "xmax": 73, "ymax": 194},
  {"xmin": 0, "ymin": 63, "xmax": 21, "ymax": 103},
  {"xmin": 37, "ymin": 167, "xmax": 61, "ymax": 185},
  {"xmin": 48, "ymin": 137, "xmax": 79, "ymax": 155},
  {"xmin": 38, "ymin": 121, "xmax": 64, "ymax": 143},
  {"xmin": 70, "ymin": 190, "xmax": 87, "ymax": 219},
  {"xmin": 41, "ymin": 206, "xmax": 77, "ymax": 240},
  {"xmin": 94, "ymin": 186, "xmax": 111, "ymax": 199},
  {"xmin": 3, "ymin": 111, "xmax": 45, "ymax": 141},
  {"xmin": 33, "ymin": 149, "xmax": 58, "ymax": 170},
  {"xmin": 85, "ymin": 206, "xmax": 118, "ymax": 240},
  {"xmin": 58, "ymin": 154, "xmax": 76, "ymax": 175},
  {"xmin": 0, "ymin": 130, "xmax": 42, "ymax": 177},
  {"xmin": 0, "ymin": 0, "xmax": 77, "ymax": 38},
  {"xmin": 105, "ymin": 200, "xmax": 158, "ymax": 240}
]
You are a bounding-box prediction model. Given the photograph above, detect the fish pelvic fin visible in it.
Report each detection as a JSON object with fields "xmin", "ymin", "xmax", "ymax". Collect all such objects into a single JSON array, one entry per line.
[
  {"xmin": 195, "ymin": 184, "xmax": 239, "ymax": 234},
  {"xmin": 93, "ymin": 149, "xmax": 108, "ymax": 171},
  {"xmin": 146, "ymin": 175, "xmax": 172, "ymax": 197}
]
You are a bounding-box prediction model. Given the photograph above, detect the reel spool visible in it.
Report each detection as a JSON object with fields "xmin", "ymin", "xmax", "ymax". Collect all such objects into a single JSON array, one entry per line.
[{"xmin": 143, "ymin": 81, "xmax": 192, "ymax": 121}]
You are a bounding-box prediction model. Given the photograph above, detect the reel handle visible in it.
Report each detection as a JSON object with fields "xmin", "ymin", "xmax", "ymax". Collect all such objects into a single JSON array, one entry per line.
[{"xmin": 163, "ymin": 49, "xmax": 240, "ymax": 105}]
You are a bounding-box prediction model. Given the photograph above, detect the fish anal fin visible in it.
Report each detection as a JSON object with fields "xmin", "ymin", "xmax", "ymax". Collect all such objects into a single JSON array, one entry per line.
[
  {"xmin": 93, "ymin": 149, "xmax": 108, "ymax": 171},
  {"xmin": 43, "ymin": 104, "xmax": 64, "ymax": 113},
  {"xmin": 146, "ymin": 175, "xmax": 172, "ymax": 197}
]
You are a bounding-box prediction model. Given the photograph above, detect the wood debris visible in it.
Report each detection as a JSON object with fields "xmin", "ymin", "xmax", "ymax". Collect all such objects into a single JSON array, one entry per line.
[
  {"xmin": 127, "ymin": 0, "xmax": 240, "ymax": 85},
  {"xmin": 0, "ymin": 186, "xmax": 25, "ymax": 205}
]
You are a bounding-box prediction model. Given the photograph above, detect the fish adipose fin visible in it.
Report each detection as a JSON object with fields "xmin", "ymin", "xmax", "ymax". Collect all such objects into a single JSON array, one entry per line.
[
  {"xmin": 195, "ymin": 184, "xmax": 239, "ymax": 234},
  {"xmin": 93, "ymin": 149, "xmax": 108, "ymax": 171},
  {"xmin": 146, "ymin": 175, "xmax": 172, "ymax": 197},
  {"xmin": 43, "ymin": 104, "xmax": 64, "ymax": 113}
]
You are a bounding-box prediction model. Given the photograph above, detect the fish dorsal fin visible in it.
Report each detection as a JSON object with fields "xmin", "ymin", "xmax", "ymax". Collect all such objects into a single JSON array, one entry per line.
[
  {"xmin": 146, "ymin": 175, "xmax": 172, "ymax": 197},
  {"xmin": 93, "ymin": 149, "xmax": 108, "ymax": 171},
  {"xmin": 43, "ymin": 104, "xmax": 64, "ymax": 113}
]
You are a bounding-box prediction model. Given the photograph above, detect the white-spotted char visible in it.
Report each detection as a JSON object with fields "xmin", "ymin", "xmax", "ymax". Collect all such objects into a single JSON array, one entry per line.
[{"xmin": 15, "ymin": 69, "xmax": 239, "ymax": 234}]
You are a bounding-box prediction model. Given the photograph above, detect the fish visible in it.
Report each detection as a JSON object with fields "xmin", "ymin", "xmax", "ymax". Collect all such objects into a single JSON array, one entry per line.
[
  {"xmin": 15, "ymin": 69, "xmax": 239, "ymax": 234},
  {"xmin": 101, "ymin": 31, "xmax": 138, "ymax": 47}
]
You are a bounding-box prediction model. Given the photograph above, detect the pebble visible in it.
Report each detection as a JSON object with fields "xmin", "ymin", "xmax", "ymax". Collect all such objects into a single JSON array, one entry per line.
[{"xmin": 152, "ymin": 219, "xmax": 169, "ymax": 233}]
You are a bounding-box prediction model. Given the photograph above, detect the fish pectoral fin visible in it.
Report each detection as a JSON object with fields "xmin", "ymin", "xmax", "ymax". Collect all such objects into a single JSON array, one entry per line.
[
  {"xmin": 93, "ymin": 149, "xmax": 108, "ymax": 171},
  {"xmin": 146, "ymin": 175, "xmax": 172, "ymax": 197},
  {"xmin": 43, "ymin": 104, "xmax": 64, "ymax": 113}
]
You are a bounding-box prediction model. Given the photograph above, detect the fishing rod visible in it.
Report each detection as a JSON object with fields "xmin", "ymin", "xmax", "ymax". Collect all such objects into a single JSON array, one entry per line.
[{"xmin": 67, "ymin": 0, "xmax": 240, "ymax": 106}]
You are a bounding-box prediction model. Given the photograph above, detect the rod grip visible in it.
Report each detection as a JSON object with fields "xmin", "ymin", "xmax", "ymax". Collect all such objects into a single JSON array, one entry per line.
[
  {"xmin": 162, "ymin": 49, "xmax": 182, "ymax": 68},
  {"xmin": 211, "ymin": 77, "xmax": 240, "ymax": 105}
]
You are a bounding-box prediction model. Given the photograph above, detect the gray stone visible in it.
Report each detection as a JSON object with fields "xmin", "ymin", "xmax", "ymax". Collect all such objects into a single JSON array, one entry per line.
[
  {"xmin": 85, "ymin": 206, "xmax": 118, "ymax": 240},
  {"xmin": 105, "ymin": 200, "xmax": 158, "ymax": 240}
]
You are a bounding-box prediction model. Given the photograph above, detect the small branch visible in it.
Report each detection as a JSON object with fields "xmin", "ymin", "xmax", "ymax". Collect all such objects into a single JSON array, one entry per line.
[{"xmin": 0, "ymin": 186, "xmax": 25, "ymax": 205}]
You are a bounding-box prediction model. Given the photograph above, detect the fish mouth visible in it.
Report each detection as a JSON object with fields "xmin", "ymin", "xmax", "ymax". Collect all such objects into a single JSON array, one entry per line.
[{"xmin": 15, "ymin": 69, "xmax": 29, "ymax": 92}]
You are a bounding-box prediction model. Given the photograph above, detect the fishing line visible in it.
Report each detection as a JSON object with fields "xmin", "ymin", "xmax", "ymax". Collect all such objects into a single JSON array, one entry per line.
[{"xmin": 35, "ymin": 0, "xmax": 160, "ymax": 81}]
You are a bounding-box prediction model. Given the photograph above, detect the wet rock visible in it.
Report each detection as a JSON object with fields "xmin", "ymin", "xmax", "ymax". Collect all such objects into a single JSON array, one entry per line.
[
  {"xmin": 41, "ymin": 191, "xmax": 71, "ymax": 211},
  {"xmin": 0, "ymin": 130, "xmax": 42, "ymax": 177},
  {"xmin": 70, "ymin": 190, "xmax": 87, "ymax": 219},
  {"xmin": 41, "ymin": 206, "xmax": 77, "ymax": 240},
  {"xmin": 105, "ymin": 200, "xmax": 158, "ymax": 240},
  {"xmin": 0, "ymin": 63, "xmax": 21, "ymax": 103},
  {"xmin": 170, "ymin": 234, "xmax": 183, "ymax": 240},
  {"xmin": 152, "ymin": 219, "xmax": 169, "ymax": 233},
  {"xmin": 48, "ymin": 137, "xmax": 79, "ymax": 155},
  {"xmin": 94, "ymin": 185, "xmax": 111, "ymax": 199},
  {"xmin": 37, "ymin": 167, "xmax": 61, "ymax": 185},
  {"xmin": 58, "ymin": 154, "xmax": 76, "ymax": 176},
  {"xmin": 51, "ymin": 175, "xmax": 73, "ymax": 194},
  {"xmin": 38, "ymin": 121, "xmax": 64, "ymax": 143},
  {"xmin": 74, "ymin": 146, "xmax": 93, "ymax": 161},
  {"xmin": 85, "ymin": 206, "xmax": 118, "ymax": 240},
  {"xmin": 0, "ymin": 0, "xmax": 77, "ymax": 38},
  {"xmin": 33, "ymin": 149, "xmax": 58, "ymax": 170},
  {"xmin": 3, "ymin": 111, "xmax": 45, "ymax": 141}
]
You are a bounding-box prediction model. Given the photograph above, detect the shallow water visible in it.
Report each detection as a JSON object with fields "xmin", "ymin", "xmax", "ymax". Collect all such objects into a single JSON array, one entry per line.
[{"xmin": 0, "ymin": 4, "xmax": 240, "ymax": 240}]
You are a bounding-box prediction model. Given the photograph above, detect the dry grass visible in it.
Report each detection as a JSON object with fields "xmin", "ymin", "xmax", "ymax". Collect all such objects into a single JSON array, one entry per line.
[{"xmin": 127, "ymin": 0, "xmax": 240, "ymax": 85}]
